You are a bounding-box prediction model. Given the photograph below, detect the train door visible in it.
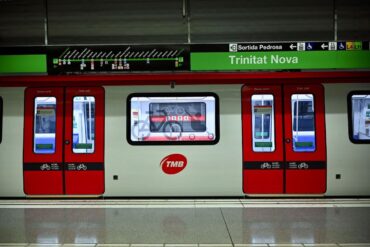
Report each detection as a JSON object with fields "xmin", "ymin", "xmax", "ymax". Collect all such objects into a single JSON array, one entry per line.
[
  {"xmin": 242, "ymin": 84, "xmax": 326, "ymax": 194},
  {"xmin": 283, "ymin": 85, "xmax": 326, "ymax": 193},
  {"xmin": 23, "ymin": 87, "xmax": 104, "ymax": 195}
]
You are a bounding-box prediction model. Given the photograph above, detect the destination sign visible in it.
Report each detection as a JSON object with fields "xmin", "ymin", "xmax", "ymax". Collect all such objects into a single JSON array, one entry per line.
[
  {"xmin": 190, "ymin": 51, "xmax": 370, "ymax": 71},
  {"xmin": 190, "ymin": 41, "xmax": 370, "ymax": 71}
]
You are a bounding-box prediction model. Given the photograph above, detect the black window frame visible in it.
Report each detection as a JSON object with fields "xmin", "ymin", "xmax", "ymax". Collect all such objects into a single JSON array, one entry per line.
[
  {"xmin": 347, "ymin": 91, "xmax": 370, "ymax": 144},
  {"xmin": 0, "ymin": 97, "xmax": 2, "ymax": 144},
  {"xmin": 126, "ymin": 92, "xmax": 220, "ymax": 145}
]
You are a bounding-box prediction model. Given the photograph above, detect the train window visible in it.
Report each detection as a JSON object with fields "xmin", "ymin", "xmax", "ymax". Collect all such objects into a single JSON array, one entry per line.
[
  {"xmin": 291, "ymin": 94, "xmax": 316, "ymax": 152},
  {"xmin": 251, "ymin": 94, "xmax": 275, "ymax": 152},
  {"xmin": 0, "ymin": 97, "xmax": 2, "ymax": 144},
  {"xmin": 73, "ymin": 96, "xmax": 95, "ymax": 153},
  {"xmin": 349, "ymin": 93, "xmax": 370, "ymax": 143},
  {"xmin": 33, "ymin": 97, "xmax": 57, "ymax": 154},
  {"xmin": 127, "ymin": 93, "xmax": 219, "ymax": 145}
]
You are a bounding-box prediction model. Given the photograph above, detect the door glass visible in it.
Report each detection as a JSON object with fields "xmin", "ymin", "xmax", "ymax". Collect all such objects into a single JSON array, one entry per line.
[
  {"xmin": 34, "ymin": 97, "xmax": 56, "ymax": 154},
  {"xmin": 252, "ymin": 94, "xmax": 275, "ymax": 152},
  {"xmin": 291, "ymin": 94, "xmax": 316, "ymax": 152},
  {"xmin": 73, "ymin": 96, "xmax": 95, "ymax": 153}
]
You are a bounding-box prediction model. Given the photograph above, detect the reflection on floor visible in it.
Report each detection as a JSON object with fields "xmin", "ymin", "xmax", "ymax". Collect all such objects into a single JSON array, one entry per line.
[
  {"xmin": 0, "ymin": 199, "xmax": 369, "ymax": 247},
  {"xmin": 0, "ymin": 244, "xmax": 370, "ymax": 247}
]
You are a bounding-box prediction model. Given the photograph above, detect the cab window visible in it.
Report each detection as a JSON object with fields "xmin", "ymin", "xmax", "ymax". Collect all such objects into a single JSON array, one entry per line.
[{"xmin": 349, "ymin": 92, "xmax": 370, "ymax": 143}]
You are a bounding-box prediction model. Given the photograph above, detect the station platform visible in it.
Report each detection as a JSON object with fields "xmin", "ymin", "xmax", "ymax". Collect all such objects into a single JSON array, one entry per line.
[{"xmin": 0, "ymin": 199, "xmax": 369, "ymax": 247}]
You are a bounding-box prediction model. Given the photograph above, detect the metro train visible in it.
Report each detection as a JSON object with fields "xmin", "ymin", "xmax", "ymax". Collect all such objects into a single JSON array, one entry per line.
[{"xmin": 0, "ymin": 72, "xmax": 370, "ymax": 197}]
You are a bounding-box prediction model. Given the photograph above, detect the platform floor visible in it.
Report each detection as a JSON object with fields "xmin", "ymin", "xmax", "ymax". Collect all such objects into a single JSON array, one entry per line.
[{"xmin": 0, "ymin": 199, "xmax": 369, "ymax": 247}]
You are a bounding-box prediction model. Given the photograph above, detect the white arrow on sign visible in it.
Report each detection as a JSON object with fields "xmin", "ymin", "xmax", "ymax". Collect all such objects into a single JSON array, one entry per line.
[
  {"xmin": 321, "ymin": 44, "xmax": 328, "ymax": 49},
  {"xmin": 290, "ymin": 44, "xmax": 297, "ymax": 50}
]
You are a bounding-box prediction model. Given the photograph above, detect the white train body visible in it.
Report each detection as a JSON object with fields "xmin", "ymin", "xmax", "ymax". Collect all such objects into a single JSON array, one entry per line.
[{"xmin": 0, "ymin": 83, "xmax": 369, "ymax": 197}]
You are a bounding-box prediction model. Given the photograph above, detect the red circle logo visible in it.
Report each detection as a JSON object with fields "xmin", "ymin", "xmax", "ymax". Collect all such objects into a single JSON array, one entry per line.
[{"xmin": 160, "ymin": 154, "xmax": 187, "ymax": 175}]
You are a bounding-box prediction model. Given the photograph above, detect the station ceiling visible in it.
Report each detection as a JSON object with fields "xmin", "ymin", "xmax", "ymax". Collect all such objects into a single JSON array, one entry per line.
[{"xmin": 0, "ymin": 0, "xmax": 369, "ymax": 46}]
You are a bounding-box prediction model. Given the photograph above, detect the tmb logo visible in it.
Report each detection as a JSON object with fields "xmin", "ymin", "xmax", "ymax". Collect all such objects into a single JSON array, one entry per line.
[{"xmin": 160, "ymin": 154, "xmax": 187, "ymax": 175}]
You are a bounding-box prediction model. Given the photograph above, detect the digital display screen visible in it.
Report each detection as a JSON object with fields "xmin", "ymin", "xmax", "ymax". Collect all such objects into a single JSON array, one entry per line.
[{"xmin": 128, "ymin": 94, "xmax": 218, "ymax": 144}]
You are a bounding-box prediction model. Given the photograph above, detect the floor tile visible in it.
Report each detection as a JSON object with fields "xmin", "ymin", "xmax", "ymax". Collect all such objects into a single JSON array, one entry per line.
[
  {"xmin": 62, "ymin": 244, "xmax": 96, "ymax": 247},
  {"xmin": 141, "ymin": 209, "xmax": 197, "ymax": 243},
  {"xmin": 269, "ymin": 244, "xmax": 304, "ymax": 247},
  {"xmin": 130, "ymin": 244, "xmax": 164, "ymax": 247},
  {"xmin": 222, "ymin": 207, "xmax": 370, "ymax": 244},
  {"xmin": 234, "ymin": 245, "xmax": 269, "ymax": 247},
  {"xmin": 338, "ymin": 244, "xmax": 370, "ymax": 247},
  {"xmin": 96, "ymin": 244, "xmax": 130, "ymax": 247},
  {"xmin": 29, "ymin": 245, "xmax": 63, "ymax": 247},
  {"xmin": 0, "ymin": 244, "xmax": 28, "ymax": 247},
  {"xmin": 198, "ymin": 244, "xmax": 233, "ymax": 247},
  {"xmin": 164, "ymin": 244, "xmax": 198, "ymax": 247},
  {"xmin": 193, "ymin": 210, "xmax": 231, "ymax": 244},
  {"xmin": 304, "ymin": 244, "xmax": 339, "ymax": 247}
]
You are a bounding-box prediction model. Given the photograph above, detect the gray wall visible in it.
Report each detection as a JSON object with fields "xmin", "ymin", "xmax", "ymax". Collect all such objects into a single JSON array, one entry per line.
[{"xmin": 0, "ymin": 0, "xmax": 369, "ymax": 46}]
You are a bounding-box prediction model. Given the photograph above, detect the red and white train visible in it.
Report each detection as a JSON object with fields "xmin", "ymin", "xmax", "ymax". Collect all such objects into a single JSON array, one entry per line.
[{"xmin": 0, "ymin": 72, "xmax": 369, "ymax": 197}]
